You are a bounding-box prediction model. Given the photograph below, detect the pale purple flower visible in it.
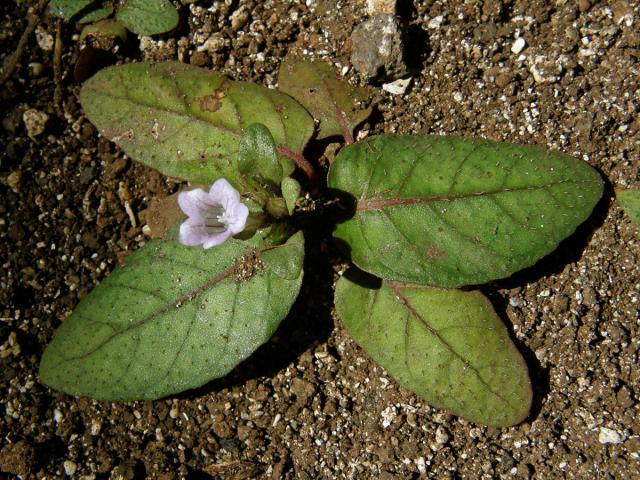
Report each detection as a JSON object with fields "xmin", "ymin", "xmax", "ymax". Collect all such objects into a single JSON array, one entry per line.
[{"xmin": 178, "ymin": 179, "xmax": 249, "ymax": 249}]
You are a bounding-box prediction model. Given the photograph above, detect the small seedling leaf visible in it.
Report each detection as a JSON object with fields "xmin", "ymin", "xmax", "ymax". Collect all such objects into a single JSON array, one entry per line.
[
  {"xmin": 617, "ymin": 189, "xmax": 640, "ymax": 227},
  {"xmin": 278, "ymin": 59, "xmax": 372, "ymax": 140},
  {"xmin": 115, "ymin": 0, "xmax": 179, "ymax": 36},
  {"xmin": 50, "ymin": 0, "xmax": 96, "ymax": 20}
]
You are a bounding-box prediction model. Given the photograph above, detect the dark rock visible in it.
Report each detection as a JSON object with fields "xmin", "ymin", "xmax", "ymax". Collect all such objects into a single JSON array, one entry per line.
[{"xmin": 350, "ymin": 14, "xmax": 408, "ymax": 81}]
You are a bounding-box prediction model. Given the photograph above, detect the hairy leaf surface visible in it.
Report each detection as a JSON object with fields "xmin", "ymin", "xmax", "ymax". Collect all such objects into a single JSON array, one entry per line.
[
  {"xmin": 278, "ymin": 59, "xmax": 372, "ymax": 140},
  {"xmin": 328, "ymin": 135, "xmax": 603, "ymax": 287},
  {"xmin": 617, "ymin": 189, "xmax": 640, "ymax": 227},
  {"xmin": 39, "ymin": 233, "xmax": 304, "ymax": 400},
  {"xmin": 335, "ymin": 273, "xmax": 532, "ymax": 426},
  {"xmin": 81, "ymin": 62, "xmax": 314, "ymax": 189},
  {"xmin": 49, "ymin": 0, "xmax": 96, "ymax": 20},
  {"xmin": 115, "ymin": 0, "xmax": 178, "ymax": 36}
]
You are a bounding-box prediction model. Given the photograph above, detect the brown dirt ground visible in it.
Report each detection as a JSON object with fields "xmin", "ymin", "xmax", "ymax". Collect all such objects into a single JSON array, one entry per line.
[{"xmin": 1, "ymin": 0, "xmax": 639, "ymax": 479}]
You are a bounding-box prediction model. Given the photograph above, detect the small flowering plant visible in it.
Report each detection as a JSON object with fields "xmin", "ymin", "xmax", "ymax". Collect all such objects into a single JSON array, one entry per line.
[{"xmin": 39, "ymin": 61, "xmax": 603, "ymax": 427}]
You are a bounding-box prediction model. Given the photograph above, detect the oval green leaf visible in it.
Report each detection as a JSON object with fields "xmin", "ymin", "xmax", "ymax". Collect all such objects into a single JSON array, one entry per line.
[
  {"xmin": 77, "ymin": 5, "xmax": 114, "ymax": 24},
  {"xmin": 80, "ymin": 62, "xmax": 314, "ymax": 190},
  {"xmin": 49, "ymin": 0, "xmax": 96, "ymax": 20},
  {"xmin": 115, "ymin": 0, "xmax": 178, "ymax": 36},
  {"xmin": 39, "ymin": 232, "xmax": 304, "ymax": 400},
  {"xmin": 335, "ymin": 273, "xmax": 532, "ymax": 426},
  {"xmin": 617, "ymin": 189, "xmax": 640, "ymax": 227},
  {"xmin": 238, "ymin": 123, "xmax": 283, "ymax": 187},
  {"xmin": 282, "ymin": 177, "xmax": 301, "ymax": 215},
  {"xmin": 278, "ymin": 59, "xmax": 372, "ymax": 140},
  {"xmin": 328, "ymin": 134, "xmax": 603, "ymax": 288}
]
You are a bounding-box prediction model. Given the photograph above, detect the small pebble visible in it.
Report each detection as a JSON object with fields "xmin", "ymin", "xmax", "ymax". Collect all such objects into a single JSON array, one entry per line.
[
  {"xmin": 6, "ymin": 171, "xmax": 21, "ymax": 193},
  {"xmin": 599, "ymin": 427, "xmax": 624, "ymax": 444},
  {"xmin": 366, "ymin": 0, "xmax": 396, "ymax": 15},
  {"xmin": 511, "ymin": 37, "xmax": 526, "ymax": 54},
  {"xmin": 35, "ymin": 25, "xmax": 54, "ymax": 51},
  {"xmin": 350, "ymin": 14, "xmax": 407, "ymax": 81},
  {"xmin": 22, "ymin": 109, "xmax": 49, "ymax": 138},
  {"xmin": 382, "ymin": 77, "xmax": 411, "ymax": 95},
  {"xmin": 63, "ymin": 460, "xmax": 77, "ymax": 476}
]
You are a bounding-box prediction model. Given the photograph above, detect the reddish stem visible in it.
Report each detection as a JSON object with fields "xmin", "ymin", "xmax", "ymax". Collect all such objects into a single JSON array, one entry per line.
[
  {"xmin": 334, "ymin": 103, "xmax": 354, "ymax": 145},
  {"xmin": 277, "ymin": 146, "xmax": 318, "ymax": 184}
]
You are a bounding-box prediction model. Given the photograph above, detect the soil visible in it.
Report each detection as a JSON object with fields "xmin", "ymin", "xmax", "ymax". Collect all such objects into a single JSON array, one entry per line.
[{"xmin": 1, "ymin": 1, "xmax": 639, "ymax": 479}]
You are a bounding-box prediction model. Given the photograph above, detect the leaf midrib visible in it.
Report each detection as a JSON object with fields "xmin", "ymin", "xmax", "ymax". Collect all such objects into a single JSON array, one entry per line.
[
  {"xmin": 386, "ymin": 280, "xmax": 520, "ymax": 413},
  {"xmin": 356, "ymin": 180, "xmax": 572, "ymax": 211}
]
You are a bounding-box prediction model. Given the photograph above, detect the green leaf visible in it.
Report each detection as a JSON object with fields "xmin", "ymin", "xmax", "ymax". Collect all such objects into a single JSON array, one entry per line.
[
  {"xmin": 335, "ymin": 273, "xmax": 532, "ymax": 426},
  {"xmin": 116, "ymin": 0, "xmax": 179, "ymax": 36},
  {"xmin": 39, "ymin": 233, "xmax": 305, "ymax": 401},
  {"xmin": 80, "ymin": 62, "xmax": 314, "ymax": 191},
  {"xmin": 328, "ymin": 134, "xmax": 603, "ymax": 288},
  {"xmin": 238, "ymin": 123, "xmax": 283, "ymax": 186},
  {"xmin": 617, "ymin": 189, "xmax": 640, "ymax": 226},
  {"xmin": 49, "ymin": 0, "xmax": 96, "ymax": 20},
  {"xmin": 278, "ymin": 59, "xmax": 372, "ymax": 140},
  {"xmin": 77, "ymin": 5, "xmax": 114, "ymax": 24},
  {"xmin": 80, "ymin": 19, "xmax": 127, "ymax": 42},
  {"xmin": 282, "ymin": 177, "xmax": 301, "ymax": 215}
]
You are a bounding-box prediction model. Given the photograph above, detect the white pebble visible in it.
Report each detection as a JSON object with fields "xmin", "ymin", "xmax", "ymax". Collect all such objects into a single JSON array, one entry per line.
[
  {"xmin": 63, "ymin": 460, "xmax": 77, "ymax": 476},
  {"xmin": 599, "ymin": 427, "xmax": 624, "ymax": 444},
  {"xmin": 382, "ymin": 77, "xmax": 411, "ymax": 95},
  {"xmin": 427, "ymin": 15, "xmax": 444, "ymax": 29},
  {"xmin": 53, "ymin": 409, "xmax": 63, "ymax": 424},
  {"xmin": 511, "ymin": 37, "xmax": 526, "ymax": 54}
]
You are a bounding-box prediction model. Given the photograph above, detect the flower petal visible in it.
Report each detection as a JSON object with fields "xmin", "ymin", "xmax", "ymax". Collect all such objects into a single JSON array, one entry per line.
[
  {"xmin": 177, "ymin": 188, "xmax": 214, "ymax": 217},
  {"xmin": 202, "ymin": 230, "xmax": 233, "ymax": 249},
  {"xmin": 227, "ymin": 202, "xmax": 249, "ymax": 234},
  {"xmin": 209, "ymin": 178, "xmax": 241, "ymax": 207},
  {"xmin": 179, "ymin": 219, "xmax": 210, "ymax": 246}
]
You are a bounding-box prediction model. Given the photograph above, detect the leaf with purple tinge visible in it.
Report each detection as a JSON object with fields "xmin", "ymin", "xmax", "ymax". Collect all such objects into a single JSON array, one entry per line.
[
  {"xmin": 335, "ymin": 272, "xmax": 532, "ymax": 427},
  {"xmin": 277, "ymin": 59, "xmax": 372, "ymax": 141},
  {"xmin": 328, "ymin": 134, "xmax": 603, "ymax": 288},
  {"xmin": 80, "ymin": 62, "xmax": 314, "ymax": 191},
  {"xmin": 39, "ymin": 232, "xmax": 304, "ymax": 400}
]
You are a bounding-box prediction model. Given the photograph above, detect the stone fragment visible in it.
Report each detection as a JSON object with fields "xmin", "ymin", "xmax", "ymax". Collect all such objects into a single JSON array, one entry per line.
[
  {"xmin": 599, "ymin": 427, "xmax": 624, "ymax": 444},
  {"xmin": 511, "ymin": 37, "xmax": 526, "ymax": 54},
  {"xmin": 382, "ymin": 77, "xmax": 411, "ymax": 95},
  {"xmin": 35, "ymin": 25, "xmax": 54, "ymax": 51},
  {"xmin": 6, "ymin": 171, "xmax": 21, "ymax": 193},
  {"xmin": 22, "ymin": 109, "xmax": 49, "ymax": 138},
  {"xmin": 350, "ymin": 14, "xmax": 408, "ymax": 82},
  {"xmin": 366, "ymin": 0, "xmax": 396, "ymax": 15}
]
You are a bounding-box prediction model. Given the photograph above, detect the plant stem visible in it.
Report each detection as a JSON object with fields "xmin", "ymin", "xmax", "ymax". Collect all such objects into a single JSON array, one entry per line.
[
  {"xmin": 334, "ymin": 104, "xmax": 354, "ymax": 145},
  {"xmin": 277, "ymin": 146, "xmax": 318, "ymax": 183}
]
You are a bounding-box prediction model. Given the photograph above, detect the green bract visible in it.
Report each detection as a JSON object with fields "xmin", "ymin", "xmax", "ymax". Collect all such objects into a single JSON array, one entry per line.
[
  {"xmin": 328, "ymin": 134, "xmax": 604, "ymax": 288},
  {"xmin": 39, "ymin": 233, "xmax": 304, "ymax": 400}
]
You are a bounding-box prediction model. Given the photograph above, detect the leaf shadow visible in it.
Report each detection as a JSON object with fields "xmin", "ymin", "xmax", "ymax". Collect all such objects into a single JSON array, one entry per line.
[{"xmin": 397, "ymin": 1, "xmax": 431, "ymax": 73}]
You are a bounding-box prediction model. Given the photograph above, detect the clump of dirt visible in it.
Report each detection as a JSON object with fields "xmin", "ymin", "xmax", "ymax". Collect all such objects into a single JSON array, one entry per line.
[{"xmin": 1, "ymin": 1, "xmax": 638, "ymax": 479}]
